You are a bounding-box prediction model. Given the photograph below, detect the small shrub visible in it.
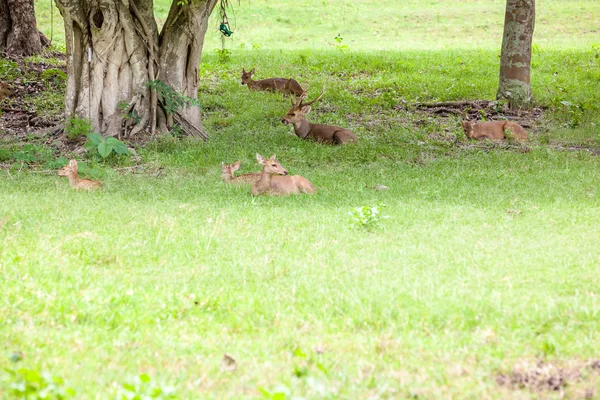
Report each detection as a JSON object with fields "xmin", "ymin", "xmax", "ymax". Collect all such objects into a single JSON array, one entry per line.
[
  {"xmin": 3, "ymin": 367, "xmax": 75, "ymax": 399},
  {"xmin": 349, "ymin": 203, "xmax": 389, "ymax": 230},
  {"xmin": 65, "ymin": 116, "xmax": 93, "ymax": 140},
  {"xmin": 116, "ymin": 374, "xmax": 176, "ymax": 399},
  {"xmin": 40, "ymin": 68, "xmax": 67, "ymax": 86},
  {"xmin": 147, "ymin": 80, "xmax": 200, "ymax": 115},
  {"xmin": 85, "ymin": 132, "xmax": 130, "ymax": 159}
]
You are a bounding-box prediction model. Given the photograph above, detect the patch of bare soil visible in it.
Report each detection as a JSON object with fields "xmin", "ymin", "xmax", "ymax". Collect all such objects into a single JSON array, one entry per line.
[{"xmin": 497, "ymin": 359, "xmax": 600, "ymax": 397}]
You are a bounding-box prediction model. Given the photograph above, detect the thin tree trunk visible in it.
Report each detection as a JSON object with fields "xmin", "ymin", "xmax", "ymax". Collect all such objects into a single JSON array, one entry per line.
[
  {"xmin": 497, "ymin": 0, "xmax": 536, "ymax": 110},
  {"xmin": 55, "ymin": 0, "xmax": 217, "ymax": 139},
  {"xmin": 0, "ymin": 0, "xmax": 46, "ymax": 57}
]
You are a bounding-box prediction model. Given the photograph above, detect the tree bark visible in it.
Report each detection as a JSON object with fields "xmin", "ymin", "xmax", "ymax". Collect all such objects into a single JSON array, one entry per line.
[
  {"xmin": 497, "ymin": 0, "xmax": 536, "ymax": 110},
  {"xmin": 0, "ymin": 0, "xmax": 47, "ymax": 57},
  {"xmin": 54, "ymin": 0, "xmax": 218, "ymax": 139}
]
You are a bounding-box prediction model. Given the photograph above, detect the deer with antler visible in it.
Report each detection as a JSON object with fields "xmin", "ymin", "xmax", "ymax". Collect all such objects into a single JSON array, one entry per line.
[{"xmin": 281, "ymin": 88, "xmax": 358, "ymax": 144}]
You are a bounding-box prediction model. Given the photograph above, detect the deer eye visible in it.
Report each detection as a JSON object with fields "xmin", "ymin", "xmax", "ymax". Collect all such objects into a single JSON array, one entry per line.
[
  {"xmin": 290, "ymin": 113, "xmax": 295, "ymax": 116},
  {"xmin": 271, "ymin": 164, "xmax": 277, "ymax": 167}
]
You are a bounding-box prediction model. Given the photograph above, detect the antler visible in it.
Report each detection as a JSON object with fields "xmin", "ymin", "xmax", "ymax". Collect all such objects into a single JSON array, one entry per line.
[{"xmin": 299, "ymin": 86, "xmax": 325, "ymax": 107}]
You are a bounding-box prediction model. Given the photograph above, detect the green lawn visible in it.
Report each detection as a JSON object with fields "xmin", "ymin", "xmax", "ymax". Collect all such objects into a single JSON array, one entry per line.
[{"xmin": 2, "ymin": 1, "xmax": 600, "ymax": 399}]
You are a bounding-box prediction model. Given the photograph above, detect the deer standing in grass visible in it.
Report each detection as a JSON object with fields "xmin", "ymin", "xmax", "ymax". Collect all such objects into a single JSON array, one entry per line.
[
  {"xmin": 252, "ymin": 154, "xmax": 315, "ymax": 196},
  {"xmin": 58, "ymin": 159, "xmax": 103, "ymax": 190},
  {"xmin": 241, "ymin": 68, "xmax": 305, "ymax": 96},
  {"xmin": 461, "ymin": 120, "xmax": 528, "ymax": 141},
  {"xmin": 281, "ymin": 89, "xmax": 359, "ymax": 144},
  {"xmin": 221, "ymin": 161, "xmax": 261, "ymax": 184}
]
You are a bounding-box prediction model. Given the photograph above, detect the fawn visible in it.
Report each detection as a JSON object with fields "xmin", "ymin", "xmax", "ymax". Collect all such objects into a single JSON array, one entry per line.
[
  {"xmin": 0, "ymin": 82, "xmax": 12, "ymax": 101},
  {"xmin": 252, "ymin": 154, "xmax": 315, "ymax": 196},
  {"xmin": 241, "ymin": 68, "xmax": 305, "ymax": 96},
  {"xmin": 221, "ymin": 161, "xmax": 261, "ymax": 184},
  {"xmin": 58, "ymin": 159, "xmax": 103, "ymax": 190},
  {"xmin": 281, "ymin": 88, "xmax": 358, "ymax": 144},
  {"xmin": 461, "ymin": 120, "xmax": 528, "ymax": 141}
]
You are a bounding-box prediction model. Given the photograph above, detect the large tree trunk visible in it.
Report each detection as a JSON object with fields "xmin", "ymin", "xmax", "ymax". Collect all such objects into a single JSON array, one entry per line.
[
  {"xmin": 54, "ymin": 0, "xmax": 218, "ymax": 139},
  {"xmin": 497, "ymin": 0, "xmax": 536, "ymax": 110},
  {"xmin": 0, "ymin": 0, "xmax": 47, "ymax": 57}
]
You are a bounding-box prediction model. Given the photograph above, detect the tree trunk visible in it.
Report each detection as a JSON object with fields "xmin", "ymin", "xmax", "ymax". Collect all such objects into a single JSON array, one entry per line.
[
  {"xmin": 54, "ymin": 0, "xmax": 218, "ymax": 139},
  {"xmin": 0, "ymin": 0, "xmax": 47, "ymax": 57},
  {"xmin": 497, "ymin": 0, "xmax": 536, "ymax": 110}
]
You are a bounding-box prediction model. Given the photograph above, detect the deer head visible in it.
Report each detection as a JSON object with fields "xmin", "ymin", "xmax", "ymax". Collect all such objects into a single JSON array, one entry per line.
[
  {"xmin": 461, "ymin": 120, "xmax": 475, "ymax": 138},
  {"xmin": 256, "ymin": 154, "xmax": 288, "ymax": 176},
  {"xmin": 241, "ymin": 68, "xmax": 255, "ymax": 85},
  {"xmin": 58, "ymin": 159, "xmax": 78, "ymax": 177},
  {"xmin": 281, "ymin": 88, "xmax": 325, "ymax": 125}
]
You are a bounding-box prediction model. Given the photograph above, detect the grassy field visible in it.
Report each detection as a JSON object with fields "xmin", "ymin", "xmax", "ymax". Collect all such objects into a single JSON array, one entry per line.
[
  {"xmin": 35, "ymin": 0, "xmax": 600, "ymax": 51},
  {"xmin": 2, "ymin": 1, "xmax": 600, "ymax": 399}
]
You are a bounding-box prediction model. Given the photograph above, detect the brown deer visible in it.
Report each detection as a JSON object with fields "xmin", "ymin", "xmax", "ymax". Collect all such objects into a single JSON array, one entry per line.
[
  {"xmin": 281, "ymin": 89, "xmax": 359, "ymax": 144},
  {"xmin": 461, "ymin": 120, "xmax": 528, "ymax": 141},
  {"xmin": 58, "ymin": 159, "xmax": 103, "ymax": 191},
  {"xmin": 241, "ymin": 68, "xmax": 305, "ymax": 96},
  {"xmin": 0, "ymin": 82, "xmax": 12, "ymax": 101},
  {"xmin": 221, "ymin": 161, "xmax": 261, "ymax": 184},
  {"xmin": 252, "ymin": 154, "xmax": 315, "ymax": 196}
]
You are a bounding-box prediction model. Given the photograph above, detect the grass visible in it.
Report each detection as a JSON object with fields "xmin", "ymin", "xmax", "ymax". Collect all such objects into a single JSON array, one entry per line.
[
  {"xmin": 2, "ymin": 1, "xmax": 600, "ymax": 399},
  {"xmin": 34, "ymin": 0, "xmax": 600, "ymax": 51}
]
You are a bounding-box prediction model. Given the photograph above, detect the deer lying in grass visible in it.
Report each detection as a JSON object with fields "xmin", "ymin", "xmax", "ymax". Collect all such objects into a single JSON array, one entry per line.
[
  {"xmin": 241, "ymin": 68, "xmax": 305, "ymax": 96},
  {"xmin": 0, "ymin": 82, "xmax": 12, "ymax": 101},
  {"xmin": 252, "ymin": 154, "xmax": 315, "ymax": 196},
  {"xmin": 281, "ymin": 89, "xmax": 359, "ymax": 144},
  {"xmin": 58, "ymin": 159, "xmax": 103, "ymax": 191},
  {"xmin": 461, "ymin": 120, "xmax": 528, "ymax": 141},
  {"xmin": 221, "ymin": 161, "xmax": 261, "ymax": 184}
]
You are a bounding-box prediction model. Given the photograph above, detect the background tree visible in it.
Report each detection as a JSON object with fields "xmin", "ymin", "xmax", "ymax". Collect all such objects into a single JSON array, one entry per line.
[
  {"xmin": 54, "ymin": 0, "xmax": 219, "ymax": 139},
  {"xmin": 497, "ymin": 0, "xmax": 536, "ymax": 109},
  {"xmin": 0, "ymin": 0, "xmax": 49, "ymax": 56}
]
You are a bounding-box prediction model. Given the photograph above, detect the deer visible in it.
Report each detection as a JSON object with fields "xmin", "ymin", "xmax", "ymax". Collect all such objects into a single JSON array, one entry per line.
[
  {"xmin": 241, "ymin": 68, "xmax": 305, "ymax": 96},
  {"xmin": 281, "ymin": 88, "xmax": 359, "ymax": 145},
  {"xmin": 221, "ymin": 161, "xmax": 261, "ymax": 184},
  {"xmin": 252, "ymin": 154, "xmax": 315, "ymax": 196},
  {"xmin": 58, "ymin": 159, "xmax": 103, "ymax": 191},
  {"xmin": 0, "ymin": 82, "xmax": 12, "ymax": 101},
  {"xmin": 461, "ymin": 120, "xmax": 528, "ymax": 141}
]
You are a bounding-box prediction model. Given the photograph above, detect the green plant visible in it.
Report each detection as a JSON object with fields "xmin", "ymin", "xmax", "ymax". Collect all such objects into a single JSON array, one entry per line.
[
  {"xmin": 116, "ymin": 374, "xmax": 176, "ymax": 399},
  {"xmin": 214, "ymin": 47, "xmax": 232, "ymax": 63},
  {"xmin": 3, "ymin": 368, "xmax": 75, "ymax": 399},
  {"xmin": 147, "ymin": 80, "xmax": 200, "ymax": 115},
  {"xmin": 333, "ymin": 34, "xmax": 349, "ymax": 51},
  {"xmin": 65, "ymin": 116, "xmax": 93, "ymax": 140},
  {"xmin": 118, "ymin": 101, "xmax": 141, "ymax": 125},
  {"xmin": 349, "ymin": 203, "xmax": 389, "ymax": 230},
  {"xmin": 40, "ymin": 68, "xmax": 67, "ymax": 86},
  {"xmin": 84, "ymin": 132, "xmax": 130, "ymax": 159}
]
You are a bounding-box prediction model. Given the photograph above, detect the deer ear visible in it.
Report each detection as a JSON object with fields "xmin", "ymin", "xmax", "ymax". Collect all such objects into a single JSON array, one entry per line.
[
  {"xmin": 301, "ymin": 105, "xmax": 312, "ymax": 115},
  {"xmin": 69, "ymin": 159, "xmax": 78, "ymax": 168},
  {"xmin": 242, "ymin": 67, "xmax": 246, "ymax": 73},
  {"xmin": 233, "ymin": 161, "xmax": 241, "ymax": 170},
  {"xmin": 250, "ymin": 68, "xmax": 255, "ymax": 75},
  {"xmin": 271, "ymin": 154, "xmax": 276, "ymax": 160},
  {"xmin": 256, "ymin": 153, "xmax": 265, "ymax": 164}
]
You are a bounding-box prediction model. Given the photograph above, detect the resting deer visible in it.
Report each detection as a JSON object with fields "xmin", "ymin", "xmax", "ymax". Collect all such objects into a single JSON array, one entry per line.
[
  {"xmin": 281, "ymin": 89, "xmax": 359, "ymax": 144},
  {"xmin": 58, "ymin": 159, "xmax": 103, "ymax": 190},
  {"xmin": 461, "ymin": 120, "xmax": 528, "ymax": 141},
  {"xmin": 221, "ymin": 161, "xmax": 261, "ymax": 184},
  {"xmin": 252, "ymin": 154, "xmax": 315, "ymax": 196},
  {"xmin": 0, "ymin": 82, "xmax": 12, "ymax": 101},
  {"xmin": 241, "ymin": 68, "xmax": 305, "ymax": 96}
]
